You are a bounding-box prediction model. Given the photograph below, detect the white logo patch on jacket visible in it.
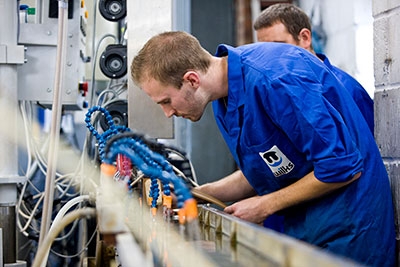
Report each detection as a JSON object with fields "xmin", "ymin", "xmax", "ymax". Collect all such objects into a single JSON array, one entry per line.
[{"xmin": 259, "ymin": 145, "xmax": 295, "ymax": 177}]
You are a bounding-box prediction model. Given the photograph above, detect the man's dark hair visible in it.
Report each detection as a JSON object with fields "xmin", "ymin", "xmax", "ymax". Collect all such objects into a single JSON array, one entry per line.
[{"xmin": 253, "ymin": 3, "xmax": 312, "ymax": 42}]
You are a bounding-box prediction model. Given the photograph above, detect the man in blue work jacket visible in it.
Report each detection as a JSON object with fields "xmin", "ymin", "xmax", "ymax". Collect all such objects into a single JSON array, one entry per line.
[
  {"xmin": 254, "ymin": 3, "xmax": 374, "ymax": 133},
  {"xmin": 130, "ymin": 31, "xmax": 395, "ymax": 267}
]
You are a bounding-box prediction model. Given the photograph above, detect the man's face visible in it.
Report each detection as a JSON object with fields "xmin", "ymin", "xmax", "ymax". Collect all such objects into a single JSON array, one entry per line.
[
  {"xmin": 256, "ymin": 22, "xmax": 300, "ymax": 46},
  {"xmin": 140, "ymin": 78, "xmax": 206, "ymax": 122}
]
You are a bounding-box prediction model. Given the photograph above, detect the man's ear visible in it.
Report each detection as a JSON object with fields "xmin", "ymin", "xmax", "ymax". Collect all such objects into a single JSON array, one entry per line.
[
  {"xmin": 183, "ymin": 71, "xmax": 200, "ymax": 88},
  {"xmin": 298, "ymin": 28, "xmax": 313, "ymax": 51}
]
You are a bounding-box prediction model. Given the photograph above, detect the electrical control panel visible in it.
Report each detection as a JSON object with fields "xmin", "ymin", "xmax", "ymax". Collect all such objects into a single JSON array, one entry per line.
[{"xmin": 17, "ymin": 0, "xmax": 90, "ymax": 110}]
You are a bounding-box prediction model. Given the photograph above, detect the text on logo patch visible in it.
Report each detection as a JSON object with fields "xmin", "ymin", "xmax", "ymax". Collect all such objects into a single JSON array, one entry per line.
[{"xmin": 259, "ymin": 145, "xmax": 294, "ymax": 177}]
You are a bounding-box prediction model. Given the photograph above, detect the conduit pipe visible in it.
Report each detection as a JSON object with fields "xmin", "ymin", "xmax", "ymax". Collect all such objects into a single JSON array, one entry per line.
[
  {"xmin": 38, "ymin": 0, "xmax": 69, "ymax": 246},
  {"xmin": 38, "ymin": 195, "xmax": 92, "ymax": 266},
  {"xmin": 32, "ymin": 208, "xmax": 96, "ymax": 267},
  {"xmin": 50, "ymin": 195, "xmax": 91, "ymax": 228}
]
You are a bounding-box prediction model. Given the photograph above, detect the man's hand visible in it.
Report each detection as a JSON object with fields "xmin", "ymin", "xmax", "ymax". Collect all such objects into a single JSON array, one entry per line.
[
  {"xmin": 224, "ymin": 195, "xmax": 271, "ymax": 225},
  {"xmin": 223, "ymin": 171, "xmax": 361, "ymax": 225}
]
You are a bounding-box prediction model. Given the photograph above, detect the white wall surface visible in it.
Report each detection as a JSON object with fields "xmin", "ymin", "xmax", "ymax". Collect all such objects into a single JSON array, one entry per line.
[{"xmin": 298, "ymin": 0, "xmax": 374, "ymax": 98}]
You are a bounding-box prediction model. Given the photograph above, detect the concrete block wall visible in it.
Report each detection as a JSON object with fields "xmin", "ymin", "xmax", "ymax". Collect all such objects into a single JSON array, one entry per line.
[{"xmin": 372, "ymin": 0, "xmax": 400, "ymax": 261}]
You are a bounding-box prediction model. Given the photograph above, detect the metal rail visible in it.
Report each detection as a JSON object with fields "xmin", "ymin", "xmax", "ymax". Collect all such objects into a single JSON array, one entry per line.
[{"xmin": 198, "ymin": 205, "xmax": 363, "ymax": 267}]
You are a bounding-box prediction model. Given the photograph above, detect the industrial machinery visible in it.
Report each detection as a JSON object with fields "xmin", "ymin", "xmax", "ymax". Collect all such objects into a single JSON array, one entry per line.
[
  {"xmin": 27, "ymin": 104, "xmax": 362, "ymax": 267},
  {"xmin": 29, "ymin": 118, "xmax": 363, "ymax": 266}
]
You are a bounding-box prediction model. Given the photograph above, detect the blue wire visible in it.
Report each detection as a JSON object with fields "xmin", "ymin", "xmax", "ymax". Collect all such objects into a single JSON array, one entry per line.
[
  {"xmin": 105, "ymin": 138, "xmax": 192, "ymax": 208},
  {"xmin": 86, "ymin": 106, "xmax": 191, "ymax": 208},
  {"xmin": 85, "ymin": 106, "xmax": 129, "ymax": 162}
]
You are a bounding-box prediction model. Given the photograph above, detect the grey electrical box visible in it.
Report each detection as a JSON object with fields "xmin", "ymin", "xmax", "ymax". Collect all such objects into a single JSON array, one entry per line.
[{"xmin": 17, "ymin": 0, "xmax": 89, "ymax": 110}]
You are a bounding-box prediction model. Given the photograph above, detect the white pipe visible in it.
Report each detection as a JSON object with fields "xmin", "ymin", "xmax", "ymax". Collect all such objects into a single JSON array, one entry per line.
[
  {"xmin": 39, "ymin": 195, "xmax": 91, "ymax": 267},
  {"xmin": 50, "ymin": 195, "xmax": 91, "ymax": 230},
  {"xmin": 32, "ymin": 208, "xmax": 96, "ymax": 267},
  {"xmin": 89, "ymin": 0, "xmax": 98, "ymax": 107},
  {"xmin": 38, "ymin": 0, "xmax": 69, "ymax": 246}
]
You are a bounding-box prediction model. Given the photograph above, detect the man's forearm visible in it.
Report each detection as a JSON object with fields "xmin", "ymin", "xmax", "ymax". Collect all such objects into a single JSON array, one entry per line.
[
  {"xmin": 264, "ymin": 171, "xmax": 361, "ymax": 215},
  {"xmin": 197, "ymin": 170, "xmax": 256, "ymax": 202}
]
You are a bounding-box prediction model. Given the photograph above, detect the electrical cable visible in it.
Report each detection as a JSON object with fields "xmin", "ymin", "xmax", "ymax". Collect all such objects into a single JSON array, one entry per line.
[
  {"xmin": 18, "ymin": 42, "xmax": 97, "ymax": 266},
  {"xmin": 129, "ymin": 172, "xmax": 145, "ymax": 187},
  {"xmin": 89, "ymin": 33, "xmax": 117, "ymax": 107},
  {"xmin": 51, "ymin": 195, "xmax": 91, "ymax": 229},
  {"xmin": 111, "ymin": 80, "xmax": 127, "ymax": 95},
  {"xmin": 55, "ymin": 173, "xmax": 79, "ymax": 199},
  {"xmin": 20, "ymin": 101, "xmax": 33, "ymax": 176},
  {"xmin": 170, "ymin": 164, "xmax": 199, "ymax": 188},
  {"xmin": 96, "ymin": 89, "xmax": 118, "ymax": 106},
  {"xmin": 19, "ymin": 101, "xmax": 55, "ymax": 185},
  {"xmin": 21, "ymin": 101, "xmax": 66, "ymax": 180},
  {"xmin": 50, "ymin": 224, "xmax": 98, "ymax": 259},
  {"xmin": 17, "ymin": 194, "xmax": 44, "ymax": 234},
  {"xmin": 164, "ymin": 147, "xmax": 198, "ymax": 184},
  {"xmin": 32, "ymin": 208, "xmax": 96, "ymax": 267},
  {"xmin": 53, "ymin": 219, "xmax": 80, "ymax": 242},
  {"xmin": 96, "ymin": 80, "xmax": 127, "ymax": 107},
  {"xmin": 119, "ymin": 19, "xmax": 127, "ymax": 44},
  {"xmin": 18, "ymin": 103, "xmax": 87, "ymax": 241}
]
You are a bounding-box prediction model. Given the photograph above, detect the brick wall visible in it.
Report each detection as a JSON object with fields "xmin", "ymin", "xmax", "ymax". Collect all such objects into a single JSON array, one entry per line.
[{"xmin": 373, "ymin": 0, "xmax": 400, "ymax": 264}]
